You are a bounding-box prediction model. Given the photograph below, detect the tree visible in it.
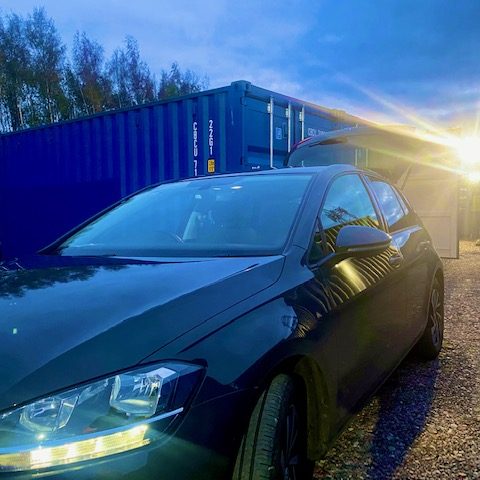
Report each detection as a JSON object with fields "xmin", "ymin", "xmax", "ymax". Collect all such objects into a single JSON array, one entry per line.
[
  {"xmin": 25, "ymin": 8, "xmax": 67, "ymax": 125},
  {"xmin": 108, "ymin": 36, "xmax": 156, "ymax": 108},
  {"xmin": 158, "ymin": 62, "xmax": 208, "ymax": 100},
  {"xmin": 108, "ymin": 47, "xmax": 129, "ymax": 109},
  {"xmin": 0, "ymin": 7, "xmax": 209, "ymax": 131},
  {"xmin": 0, "ymin": 13, "xmax": 30, "ymax": 131},
  {"xmin": 0, "ymin": 16, "xmax": 8, "ymax": 132},
  {"xmin": 62, "ymin": 62, "xmax": 85, "ymax": 118},
  {"xmin": 72, "ymin": 31, "xmax": 112, "ymax": 115}
]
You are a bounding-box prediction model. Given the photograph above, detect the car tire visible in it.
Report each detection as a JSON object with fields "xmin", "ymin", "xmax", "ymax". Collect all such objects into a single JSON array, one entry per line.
[
  {"xmin": 415, "ymin": 276, "xmax": 444, "ymax": 360},
  {"xmin": 232, "ymin": 374, "xmax": 314, "ymax": 480}
]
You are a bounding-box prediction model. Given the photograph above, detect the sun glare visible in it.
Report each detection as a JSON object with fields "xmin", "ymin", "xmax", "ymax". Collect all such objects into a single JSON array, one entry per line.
[
  {"xmin": 456, "ymin": 136, "xmax": 480, "ymax": 168},
  {"xmin": 467, "ymin": 171, "xmax": 480, "ymax": 184},
  {"xmin": 335, "ymin": 70, "xmax": 480, "ymax": 185}
]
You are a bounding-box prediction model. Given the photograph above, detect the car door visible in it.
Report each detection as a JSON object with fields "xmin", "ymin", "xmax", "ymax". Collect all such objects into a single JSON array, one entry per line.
[
  {"xmin": 366, "ymin": 176, "xmax": 432, "ymax": 344},
  {"xmin": 305, "ymin": 173, "xmax": 407, "ymax": 425}
]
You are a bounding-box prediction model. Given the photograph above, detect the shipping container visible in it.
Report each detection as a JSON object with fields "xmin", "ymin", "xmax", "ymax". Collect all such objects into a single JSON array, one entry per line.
[{"xmin": 0, "ymin": 80, "xmax": 365, "ymax": 260}]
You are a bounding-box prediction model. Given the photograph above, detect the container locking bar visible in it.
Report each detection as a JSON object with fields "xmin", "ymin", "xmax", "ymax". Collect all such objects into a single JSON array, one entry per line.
[
  {"xmin": 300, "ymin": 106, "xmax": 305, "ymax": 141},
  {"xmin": 286, "ymin": 103, "xmax": 292, "ymax": 153},
  {"xmin": 268, "ymin": 97, "xmax": 274, "ymax": 168}
]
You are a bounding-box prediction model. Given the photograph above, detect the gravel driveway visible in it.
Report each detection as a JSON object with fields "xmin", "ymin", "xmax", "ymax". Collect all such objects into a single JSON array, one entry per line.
[{"xmin": 314, "ymin": 241, "xmax": 480, "ymax": 479}]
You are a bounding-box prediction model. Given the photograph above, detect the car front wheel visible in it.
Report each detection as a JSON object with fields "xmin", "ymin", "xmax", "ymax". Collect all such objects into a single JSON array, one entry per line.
[
  {"xmin": 232, "ymin": 374, "xmax": 314, "ymax": 480},
  {"xmin": 415, "ymin": 276, "xmax": 444, "ymax": 360}
]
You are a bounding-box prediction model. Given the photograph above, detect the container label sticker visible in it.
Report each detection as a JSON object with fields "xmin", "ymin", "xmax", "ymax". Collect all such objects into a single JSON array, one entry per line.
[
  {"xmin": 307, "ymin": 127, "xmax": 327, "ymax": 137},
  {"xmin": 208, "ymin": 159, "xmax": 215, "ymax": 173}
]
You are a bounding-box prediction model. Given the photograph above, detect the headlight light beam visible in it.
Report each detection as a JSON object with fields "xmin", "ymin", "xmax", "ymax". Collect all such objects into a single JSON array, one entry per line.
[{"xmin": 0, "ymin": 360, "xmax": 203, "ymax": 473}]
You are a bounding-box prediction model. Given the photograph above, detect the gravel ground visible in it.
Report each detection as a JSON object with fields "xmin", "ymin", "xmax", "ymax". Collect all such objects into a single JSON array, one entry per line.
[{"xmin": 314, "ymin": 241, "xmax": 480, "ymax": 480}]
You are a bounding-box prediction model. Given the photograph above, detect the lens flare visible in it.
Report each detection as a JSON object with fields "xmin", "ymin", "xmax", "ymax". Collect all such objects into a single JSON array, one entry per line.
[
  {"xmin": 456, "ymin": 136, "xmax": 480, "ymax": 168},
  {"xmin": 467, "ymin": 171, "xmax": 480, "ymax": 184},
  {"xmin": 330, "ymin": 69, "xmax": 480, "ymax": 183}
]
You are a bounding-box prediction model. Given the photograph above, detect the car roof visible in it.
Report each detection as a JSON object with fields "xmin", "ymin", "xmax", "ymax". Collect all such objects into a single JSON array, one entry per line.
[{"xmin": 178, "ymin": 164, "xmax": 361, "ymax": 182}]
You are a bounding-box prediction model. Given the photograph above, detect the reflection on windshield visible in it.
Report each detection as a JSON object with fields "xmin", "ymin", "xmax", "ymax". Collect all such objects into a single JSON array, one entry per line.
[{"xmin": 58, "ymin": 174, "xmax": 313, "ymax": 258}]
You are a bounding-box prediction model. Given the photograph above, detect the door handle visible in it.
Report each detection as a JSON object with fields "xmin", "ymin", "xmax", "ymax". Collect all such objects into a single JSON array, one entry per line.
[{"xmin": 388, "ymin": 253, "xmax": 403, "ymax": 267}]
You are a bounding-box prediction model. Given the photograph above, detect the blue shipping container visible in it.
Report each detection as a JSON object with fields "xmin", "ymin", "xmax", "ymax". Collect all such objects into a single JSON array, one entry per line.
[{"xmin": 0, "ymin": 80, "xmax": 364, "ymax": 260}]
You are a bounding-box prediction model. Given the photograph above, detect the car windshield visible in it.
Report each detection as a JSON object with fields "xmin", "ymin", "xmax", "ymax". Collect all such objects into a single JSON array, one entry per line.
[
  {"xmin": 56, "ymin": 173, "xmax": 313, "ymax": 257},
  {"xmin": 288, "ymin": 141, "xmax": 357, "ymax": 167}
]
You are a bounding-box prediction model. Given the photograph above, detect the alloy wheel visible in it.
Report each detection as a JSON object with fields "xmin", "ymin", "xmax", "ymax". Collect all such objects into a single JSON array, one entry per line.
[
  {"xmin": 280, "ymin": 403, "xmax": 301, "ymax": 480},
  {"xmin": 429, "ymin": 283, "xmax": 444, "ymax": 348}
]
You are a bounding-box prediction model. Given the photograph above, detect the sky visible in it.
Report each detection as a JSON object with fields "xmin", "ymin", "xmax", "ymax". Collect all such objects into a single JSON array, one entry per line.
[{"xmin": 2, "ymin": 0, "xmax": 480, "ymax": 130}]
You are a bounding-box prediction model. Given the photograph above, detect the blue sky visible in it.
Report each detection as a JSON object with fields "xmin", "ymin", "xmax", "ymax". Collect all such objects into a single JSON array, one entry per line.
[{"xmin": 2, "ymin": 0, "xmax": 480, "ymax": 128}]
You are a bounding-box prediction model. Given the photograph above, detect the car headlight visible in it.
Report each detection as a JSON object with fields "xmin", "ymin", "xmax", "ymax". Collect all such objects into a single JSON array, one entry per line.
[{"xmin": 0, "ymin": 362, "xmax": 203, "ymax": 472}]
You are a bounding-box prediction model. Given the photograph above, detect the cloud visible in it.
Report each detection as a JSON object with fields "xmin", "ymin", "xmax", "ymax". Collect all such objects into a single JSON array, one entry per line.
[
  {"xmin": 2, "ymin": 0, "xmax": 480, "ymax": 126},
  {"xmin": 318, "ymin": 34, "xmax": 343, "ymax": 44}
]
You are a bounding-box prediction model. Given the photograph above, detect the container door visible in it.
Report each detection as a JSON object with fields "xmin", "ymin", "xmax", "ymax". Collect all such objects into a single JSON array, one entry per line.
[
  {"xmin": 398, "ymin": 165, "xmax": 459, "ymax": 258},
  {"xmin": 243, "ymin": 96, "xmax": 289, "ymax": 170}
]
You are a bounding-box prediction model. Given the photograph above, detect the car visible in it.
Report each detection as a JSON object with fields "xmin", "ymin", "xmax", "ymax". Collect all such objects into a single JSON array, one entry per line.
[{"xmin": 0, "ymin": 165, "xmax": 443, "ymax": 480}]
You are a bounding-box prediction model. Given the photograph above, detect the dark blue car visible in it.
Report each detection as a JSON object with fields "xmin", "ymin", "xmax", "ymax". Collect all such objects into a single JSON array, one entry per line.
[{"xmin": 0, "ymin": 166, "xmax": 443, "ymax": 479}]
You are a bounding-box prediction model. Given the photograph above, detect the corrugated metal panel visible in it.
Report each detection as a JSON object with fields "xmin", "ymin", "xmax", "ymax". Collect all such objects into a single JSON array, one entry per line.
[{"xmin": 0, "ymin": 81, "xmax": 362, "ymax": 260}]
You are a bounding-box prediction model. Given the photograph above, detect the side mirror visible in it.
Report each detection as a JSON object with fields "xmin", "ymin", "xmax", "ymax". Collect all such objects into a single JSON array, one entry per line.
[{"xmin": 335, "ymin": 225, "xmax": 391, "ymax": 257}]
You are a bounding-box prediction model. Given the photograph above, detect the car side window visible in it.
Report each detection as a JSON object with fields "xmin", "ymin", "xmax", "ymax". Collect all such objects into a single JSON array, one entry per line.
[
  {"xmin": 369, "ymin": 179, "xmax": 412, "ymax": 232},
  {"xmin": 392, "ymin": 185, "xmax": 411, "ymax": 214},
  {"xmin": 319, "ymin": 174, "xmax": 380, "ymax": 254}
]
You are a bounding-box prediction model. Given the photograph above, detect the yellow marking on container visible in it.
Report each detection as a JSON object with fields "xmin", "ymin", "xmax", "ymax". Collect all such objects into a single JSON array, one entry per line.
[{"xmin": 208, "ymin": 159, "xmax": 215, "ymax": 173}]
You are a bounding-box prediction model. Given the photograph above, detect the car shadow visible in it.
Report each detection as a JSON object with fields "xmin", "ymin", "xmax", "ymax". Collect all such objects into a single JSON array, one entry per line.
[{"xmin": 366, "ymin": 356, "xmax": 440, "ymax": 480}]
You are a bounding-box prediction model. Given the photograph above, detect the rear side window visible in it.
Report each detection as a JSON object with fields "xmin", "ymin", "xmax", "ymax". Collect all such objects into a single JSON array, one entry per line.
[
  {"xmin": 368, "ymin": 179, "xmax": 412, "ymax": 231},
  {"xmin": 393, "ymin": 186, "xmax": 411, "ymax": 213},
  {"xmin": 319, "ymin": 174, "xmax": 380, "ymax": 253}
]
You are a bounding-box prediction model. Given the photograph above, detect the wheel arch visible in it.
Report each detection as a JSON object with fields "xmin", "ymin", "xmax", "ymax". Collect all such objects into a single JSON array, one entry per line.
[
  {"xmin": 434, "ymin": 264, "xmax": 444, "ymax": 290},
  {"xmin": 263, "ymin": 354, "xmax": 333, "ymax": 461}
]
